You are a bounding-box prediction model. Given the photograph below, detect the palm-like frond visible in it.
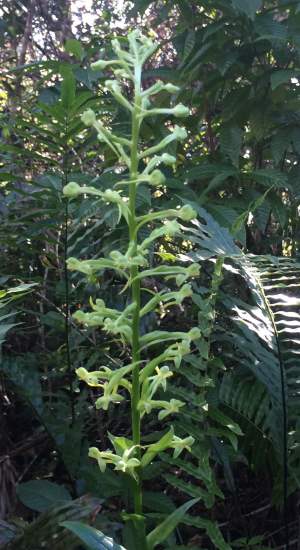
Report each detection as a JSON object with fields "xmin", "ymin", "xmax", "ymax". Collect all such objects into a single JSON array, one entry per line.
[{"xmin": 180, "ymin": 208, "xmax": 300, "ymax": 500}]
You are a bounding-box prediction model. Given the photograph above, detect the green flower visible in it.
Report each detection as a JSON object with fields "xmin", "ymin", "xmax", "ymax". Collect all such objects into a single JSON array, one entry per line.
[
  {"xmin": 95, "ymin": 382, "xmax": 124, "ymax": 410},
  {"xmin": 103, "ymin": 317, "xmax": 132, "ymax": 342},
  {"xmin": 67, "ymin": 257, "xmax": 92, "ymax": 275},
  {"xmin": 149, "ymin": 365, "xmax": 173, "ymax": 394},
  {"xmin": 113, "ymin": 447, "xmax": 140, "ymax": 479},
  {"xmin": 88, "ymin": 447, "xmax": 116, "ymax": 473},
  {"xmin": 158, "ymin": 399, "xmax": 185, "ymax": 420},
  {"xmin": 76, "ymin": 367, "xmax": 104, "ymax": 387},
  {"xmin": 89, "ymin": 445, "xmax": 140, "ymax": 478},
  {"xmin": 170, "ymin": 435, "xmax": 195, "ymax": 458}
]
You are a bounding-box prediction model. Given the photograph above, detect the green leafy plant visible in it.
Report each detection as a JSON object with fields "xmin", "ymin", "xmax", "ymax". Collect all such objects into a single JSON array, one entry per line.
[{"xmin": 63, "ymin": 30, "xmax": 202, "ymax": 548}]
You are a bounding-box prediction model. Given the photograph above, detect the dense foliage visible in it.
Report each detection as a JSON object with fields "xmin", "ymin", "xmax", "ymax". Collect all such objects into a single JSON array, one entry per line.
[{"xmin": 1, "ymin": 0, "xmax": 300, "ymax": 548}]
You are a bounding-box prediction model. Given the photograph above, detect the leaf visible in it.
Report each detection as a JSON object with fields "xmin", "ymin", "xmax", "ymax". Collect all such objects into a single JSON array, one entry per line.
[
  {"xmin": 231, "ymin": 0, "xmax": 262, "ymax": 20},
  {"xmin": 0, "ymin": 520, "xmax": 17, "ymax": 545},
  {"xmin": 17, "ymin": 480, "xmax": 71, "ymax": 512},
  {"xmin": 141, "ymin": 427, "xmax": 174, "ymax": 467},
  {"xmin": 61, "ymin": 521, "xmax": 127, "ymax": 550},
  {"xmin": 182, "ymin": 30, "xmax": 196, "ymax": 62},
  {"xmin": 220, "ymin": 126, "xmax": 243, "ymax": 167},
  {"xmin": 0, "ymin": 322, "xmax": 17, "ymax": 345},
  {"xmin": 207, "ymin": 407, "xmax": 243, "ymax": 436},
  {"xmin": 146, "ymin": 498, "xmax": 199, "ymax": 549},
  {"xmin": 60, "ymin": 67, "xmax": 76, "ymax": 110},
  {"xmin": 271, "ymin": 69, "xmax": 296, "ymax": 90},
  {"xmin": 65, "ymin": 38, "xmax": 85, "ymax": 61},
  {"xmin": 183, "ymin": 515, "xmax": 231, "ymax": 550},
  {"xmin": 255, "ymin": 15, "xmax": 287, "ymax": 42},
  {"xmin": 181, "ymin": 205, "xmax": 240, "ymax": 261}
]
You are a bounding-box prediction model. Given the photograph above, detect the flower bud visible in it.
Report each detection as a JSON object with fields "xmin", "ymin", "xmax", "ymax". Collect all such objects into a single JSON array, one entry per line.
[
  {"xmin": 178, "ymin": 204, "xmax": 197, "ymax": 221},
  {"xmin": 114, "ymin": 68, "xmax": 128, "ymax": 79},
  {"xmin": 67, "ymin": 257, "xmax": 82, "ymax": 271},
  {"xmin": 63, "ymin": 181, "xmax": 81, "ymax": 198},
  {"xmin": 111, "ymin": 39, "xmax": 121, "ymax": 53},
  {"xmin": 187, "ymin": 264, "xmax": 200, "ymax": 277},
  {"xmin": 164, "ymin": 83, "xmax": 180, "ymax": 93},
  {"xmin": 161, "ymin": 153, "xmax": 176, "ymax": 166},
  {"xmin": 88, "ymin": 447, "xmax": 100, "ymax": 459},
  {"xmin": 76, "ymin": 367, "xmax": 89, "ymax": 381},
  {"xmin": 173, "ymin": 104, "xmax": 190, "ymax": 118},
  {"xmin": 149, "ymin": 169, "xmax": 166, "ymax": 186},
  {"xmin": 91, "ymin": 59, "xmax": 109, "ymax": 71},
  {"xmin": 73, "ymin": 310, "xmax": 87, "ymax": 323},
  {"xmin": 164, "ymin": 220, "xmax": 180, "ymax": 236},
  {"xmin": 173, "ymin": 125, "xmax": 188, "ymax": 141},
  {"xmin": 188, "ymin": 327, "xmax": 201, "ymax": 340},
  {"xmin": 102, "ymin": 189, "xmax": 122, "ymax": 203},
  {"xmin": 105, "ymin": 79, "xmax": 122, "ymax": 94},
  {"xmin": 142, "ymin": 97, "xmax": 151, "ymax": 109},
  {"xmin": 180, "ymin": 283, "xmax": 193, "ymax": 299},
  {"xmin": 81, "ymin": 109, "xmax": 96, "ymax": 126}
]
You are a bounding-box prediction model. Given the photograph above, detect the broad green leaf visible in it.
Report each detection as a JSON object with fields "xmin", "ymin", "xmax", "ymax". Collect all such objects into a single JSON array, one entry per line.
[
  {"xmin": 0, "ymin": 323, "xmax": 17, "ymax": 345},
  {"xmin": 146, "ymin": 498, "xmax": 199, "ymax": 549},
  {"xmin": 271, "ymin": 69, "xmax": 297, "ymax": 90},
  {"xmin": 61, "ymin": 67, "xmax": 76, "ymax": 110},
  {"xmin": 183, "ymin": 515, "xmax": 231, "ymax": 550},
  {"xmin": 17, "ymin": 480, "xmax": 71, "ymax": 512},
  {"xmin": 220, "ymin": 126, "xmax": 243, "ymax": 168},
  {"xmin": 231, "ymin": 0, "xmax": 262, "ymax": 20},
  {"xmin": 61, "ymin": 521, "xmax": 126, "ymax": 549},
  {"xmin": 5, "ymin": 283, "xmax": 37, "ymax": 294},
  {"xmin": 255, "ymin": 15, "xmax": 287, "ymax": 41},
  {"xmin": 182, "ymin": 30, "xmax": 196, "ymax": 62},
  {"xmin": 0, "ymin": 520, "xmax": 17, "ymax": 546},
  {"xmin": 65, "ymin": 38, "xmax": 85, "ymax": 61},
  {"xmin": 207, "ymin": 407, "xmax": 243, "ymax": 436}
]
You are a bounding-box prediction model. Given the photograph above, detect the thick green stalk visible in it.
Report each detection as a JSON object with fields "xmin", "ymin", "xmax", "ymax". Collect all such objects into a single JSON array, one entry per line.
[{"xmin": 129, "ymin": 67, "xmax": 142, "ymax": 514}]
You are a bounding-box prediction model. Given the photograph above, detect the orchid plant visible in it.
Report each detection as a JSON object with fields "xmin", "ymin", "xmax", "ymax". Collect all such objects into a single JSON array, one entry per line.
[{"xmin": 63, "ymin": 31, "xmax": 200, "ymax": 548}]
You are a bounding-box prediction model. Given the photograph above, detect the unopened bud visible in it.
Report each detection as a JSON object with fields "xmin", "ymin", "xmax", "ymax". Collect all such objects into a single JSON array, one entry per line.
[
  {"xmin": 149, "ymin": 169, "xmax": 166, "ymax": 186},
  {"xmin": 173, "ymin": 104, "xmax": 190, "ymax": 118},
  {"xmin": 161, "ymin": 153, "xmax": 176, "ymax": 166},
  {"xmin": 63, "ymin": 181, "xmax": 81, "ymax": 198},
  {"xmin": 173, "ymin": 125, "xmax": 188, "ymax": 141},
  {"xmin": 81, "ymin": 109, "xmax": 96, "ymax": 126},
  {"xmin": 164, "ymin": 83, "xmax": 180, "ymax": 93},
  {"xmin": 91, "ymin": 59, "xmax": 109, "ymax": 71},
  {"xmin": 178, "ymin": 204, "xmax": 197, "ymax": 221}
]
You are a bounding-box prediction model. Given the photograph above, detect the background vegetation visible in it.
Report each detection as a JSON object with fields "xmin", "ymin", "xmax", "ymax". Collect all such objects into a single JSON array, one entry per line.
[{"xmin": 1, "ymin": 0, "xmax": 300, "ymax": 548}]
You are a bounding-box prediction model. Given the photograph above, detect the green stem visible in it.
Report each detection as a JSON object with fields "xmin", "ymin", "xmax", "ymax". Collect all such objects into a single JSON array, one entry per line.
[{"xmin": 129, "ymin": 65, "xmax": 142, "ymax": 515}]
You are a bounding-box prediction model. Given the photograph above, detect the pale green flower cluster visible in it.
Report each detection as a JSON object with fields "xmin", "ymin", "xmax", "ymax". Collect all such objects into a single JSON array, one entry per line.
[{"xmin": 64, "ymin": 30, "xmax": 199, "ymax": 482}]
